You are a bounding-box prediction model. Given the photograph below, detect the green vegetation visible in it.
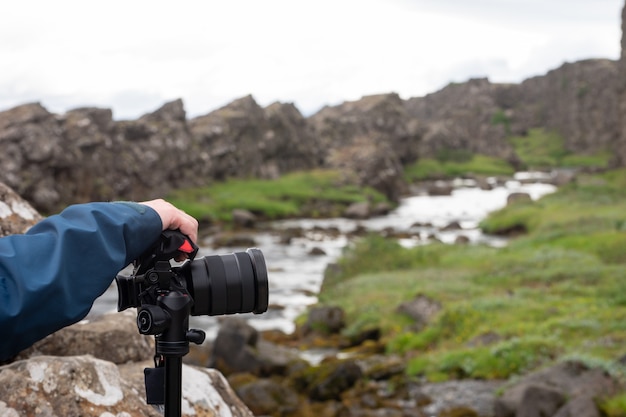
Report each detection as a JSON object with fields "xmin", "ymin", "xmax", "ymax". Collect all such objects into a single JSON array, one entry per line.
[
  {"xmin": 491, "ymin": 109, "xmax": 511, "ymax": 134},
  {"xmin": 404, "ymin": 128, "xmax": 610, "ymax": 183},
  {"xmin": 509, "ymin": 128, "xmax": 610, "ymax": 170},
  {"xmin": 404, "ymin": 153, "xmax": 515, "ymax": 181},
  {"xmin": 317, "ymin": 168, "xmax": 626, "ymax": 384},
  {"xmin": 167, "ymin": 169, "xmax": 388, "ymax": 224}
]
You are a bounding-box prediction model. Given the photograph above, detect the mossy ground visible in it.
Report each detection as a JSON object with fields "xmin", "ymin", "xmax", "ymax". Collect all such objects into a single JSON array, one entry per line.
[
  {"xmin": 317, "ymin": 169, "xmax": 626, "ymax": 412},
  {"xmin": 167, "ymin": 169, "xmax": 388, "ymax": 225}
]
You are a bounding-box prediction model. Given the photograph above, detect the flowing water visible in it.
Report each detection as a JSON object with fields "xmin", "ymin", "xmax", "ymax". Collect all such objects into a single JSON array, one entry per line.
[{"xmin": 90, "ymin": 173, "xmax": 557, "ymax": 339}]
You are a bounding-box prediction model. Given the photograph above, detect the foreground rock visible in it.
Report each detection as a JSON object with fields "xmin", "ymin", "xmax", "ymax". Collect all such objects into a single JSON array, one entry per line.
[
  {"xmin": 1, "ymin": 311, "xmax": 254, "ymax": 417},
  {"xmin": 17, "ymin": 310, "xmax": 153, "ymax": 364},
  {"xmin": 0, "ymin": 181, "xmax": 41, "ymax": 236},
  {"xmin": 0, "ymin": 355, "xmax": 253, "ymax": 417},
  {"xmin": 495, "ymin": 360, "xmax": 622, "ymax": 417}
]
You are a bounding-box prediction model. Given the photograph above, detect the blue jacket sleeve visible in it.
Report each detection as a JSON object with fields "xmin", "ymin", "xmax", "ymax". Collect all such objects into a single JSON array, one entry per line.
[{"xmin": 0, "ymin": 201, "xmax": 163, "ymax": 361}]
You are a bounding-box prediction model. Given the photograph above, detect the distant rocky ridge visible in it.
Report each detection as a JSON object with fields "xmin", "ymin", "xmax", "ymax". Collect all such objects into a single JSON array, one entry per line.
[{"xmin": 2, "ymin": 4, "xmax": 626, "ymax": 214}]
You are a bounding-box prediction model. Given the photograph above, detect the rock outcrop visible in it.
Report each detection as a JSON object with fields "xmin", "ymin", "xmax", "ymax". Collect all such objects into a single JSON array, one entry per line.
[
  {"xmin": 189, "ymin": 95, "xmax": 320, "ymax": 181},
  {"xmin": 617, "ymin": 1, "xmax": 626, "ymax": 165},
  {"xmin": 405, "ymin": 78, "xmax": 516, "ymax": 161},
  {"xmin": 1, "ymin": 1, "xmax": 626, "ymax": 213}
]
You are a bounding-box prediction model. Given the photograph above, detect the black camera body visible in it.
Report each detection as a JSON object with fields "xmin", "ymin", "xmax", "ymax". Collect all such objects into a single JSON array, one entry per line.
[{"xmin": 116, "ymin": 230, "xmax": 269, "ymax": 323}]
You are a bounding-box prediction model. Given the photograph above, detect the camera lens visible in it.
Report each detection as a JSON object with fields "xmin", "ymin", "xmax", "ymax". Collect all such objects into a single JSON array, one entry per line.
[{"xmin": 184, "ymin": 248, "xmax": 269, "ymax": 316}]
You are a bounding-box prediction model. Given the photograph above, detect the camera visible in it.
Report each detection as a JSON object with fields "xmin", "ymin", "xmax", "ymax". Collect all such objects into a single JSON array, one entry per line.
[
  {"xmin": 115, "ymin": 230, "xmax": 269, "ymax": 412},
  {"xmin": 116, "ymin": 230, "xmax": 269, "ymax": 331}
]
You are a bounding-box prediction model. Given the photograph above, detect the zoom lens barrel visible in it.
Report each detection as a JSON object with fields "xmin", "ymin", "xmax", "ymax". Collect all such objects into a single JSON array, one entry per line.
[{"xmin": 183, "ymin": 248, "xmax": 269, "ymax": 316}]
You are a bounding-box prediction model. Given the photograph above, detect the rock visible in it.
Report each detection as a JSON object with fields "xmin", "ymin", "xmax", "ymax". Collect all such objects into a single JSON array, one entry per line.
[
  {"xmin": 455, "ymin": 235, "xmax": 470, "ymax": 244},
  {"xmin": 311, "ymin": 95, "xmax": 412, "ymax": 201},
  {"xmin": 210, "ymin": 317, "xmax": 295, "ymax": 378},
  {"xmin": 119, "ymin": 360, "xmax": 255, "ymax": 417},
  {"xmin": 553, "ymin": 396, "xmax": 601, "ymax": 417},
  {"xmin": 371, "ymin": 201, "xmax": 393, "ymax": 216},
  {"xmin": 0, "ymin": 100, "xmax": 206, "ymax": 213},
  {"xmin": 329, "ymin": 138, "xmax": 407, "ymax": 202},
  {"xmin": 439, "ymin": 407, "xmax": 480, "ymax": 417},
  {"xmin": 210, "ymin": 317, "xmax": 263, "ymax": 376},
  {"xmin": 357, "ymin": 354, "xmax": 405, "ymax": 380},
  {"xmin": 0, "ymin": 181, "xmax": 41, "ymax": 236},
  {"xmin": 189, "ymin": 95, "xmax": 320, "ymax": 181},
  {"xmin": 304, "ymin": 306, "xmax": 346, "ymax": 335},
  {"xmin": 210, "ymin": 319, "xmax": 302, "ymax": 379},
  {"xmin": 0, "ymin": 355, "xmax": 254, "ymax": 416},
  {"xmin": 232, "ymin": 208, "xmax": 257, "ymax": 228},
  {"xmin": 495, "ymin": 360, "xmax": 621, "ymax": 417},
  {"xmin": 396, "ymin": 294, "xmax": 442, "ymax": 330},
  {"xmin": 442, "ymin": 221, "xmax": 462, "ymax": 231},
  {"xmin": 344, "ymin": 201, "xmax": 371, "ymax": 219},
  {"xmin": 405, "ymin": 78, "xmax": 515, "ymax": 162},
  {"xmin": 234, "ymin": 378, "xmax": 300, "ymax": 416},
  {"xmin": 506, "ymin": 192, "xmax": 532, "ymax": 205},
  {"xmin": 426, "ymin": 181, "xmax": 454, "ymax": 196},
  {"xmin": 295, "ymin": 358, "xmax": 363, "ymax": 402},
  {"xmin": 277, "ymin": 226, "xmax": 304, "ymax": 244},
  {"xmin": 0, "ymin": 52, "xmax": 624, "ymax": 217},
  {"xmin": 417, "ymin": 379, "xmax": 503, "ymax": 417},
  {"xmin": 17, "ymin": 310, "xmax": 153, "ymax": 364},
  {"xmin": 309, "ymin": 246, "xmax": 327, "ymax": 256},
  {"xmin": 549, "ymin": 169, "xmax": 577, "ymax": 186},
  {"xmin": 255, "ymin": 339, "xmax": 302, "ymax": 376},
  {"xmin": 516, "ymin": 385, "xmax": 566, "ymax": 417},
  {"xmin": 0, "ymin": 355, "xmax": 154, "ymax": 417}
]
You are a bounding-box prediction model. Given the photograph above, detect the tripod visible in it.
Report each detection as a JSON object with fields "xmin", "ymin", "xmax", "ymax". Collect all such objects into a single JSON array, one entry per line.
[{"xmin": 137, "ymin": 268, "xmax": 206, "ymax": 417}]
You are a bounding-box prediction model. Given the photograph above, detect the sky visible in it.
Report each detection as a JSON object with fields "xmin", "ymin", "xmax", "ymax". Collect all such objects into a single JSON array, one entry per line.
[{"xmin": 1, "ymin": 0, "xmax": 623, "ymax": 120}]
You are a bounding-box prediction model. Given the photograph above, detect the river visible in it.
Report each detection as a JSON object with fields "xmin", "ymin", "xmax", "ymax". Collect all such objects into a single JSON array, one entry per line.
[{"xmin": 89, "ymin": 173, "xmax": 557, "ymax": 339}]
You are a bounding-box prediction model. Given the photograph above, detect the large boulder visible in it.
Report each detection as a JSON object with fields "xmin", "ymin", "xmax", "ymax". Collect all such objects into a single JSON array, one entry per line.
[
  {"xmin": 0, "ymin": 355, "xmax": 253, "ymax": 417},
  {"xmin": 0, "ymin": 308, "xmax": 256, "ymax": 416},
  {"xmin": 494, "ymin": 360, "xmax": 621, "ymax": 417},
  {"xmin": 0, "ymin": 181, "xmax": 41, "ymax": 236},
  {"xmin": 210, "ymin": 317, "xmax": 263, "ymax": 376},
  {"xmin": 17, "ymin": 310, "xmax": 153, "ymax": 365}
]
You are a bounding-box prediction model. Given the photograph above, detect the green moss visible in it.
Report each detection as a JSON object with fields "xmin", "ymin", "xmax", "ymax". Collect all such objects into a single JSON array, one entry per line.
[
  {"xmin": 406, "ymin": 337, "xmax": 558, "ymax": 380},
  {"xmin": 167, "ymin": 169, "xmax": 388, "ymax": 224},
  {"xmin": 509, "ymin": 128, "xmax": 568, "ymax": 169},
  {"xmin": 313, "ymin": 168, "xmax": 626, "ymax": 382},
  {"xmin": 404, "ymin": 154, "xmax": 515, "ymax": 181}
]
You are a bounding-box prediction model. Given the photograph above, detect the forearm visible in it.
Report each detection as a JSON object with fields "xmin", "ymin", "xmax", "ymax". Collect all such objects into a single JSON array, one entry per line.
[{"xmin": 0, "ymin": 202, "xmax": 163, "ymax": 360}]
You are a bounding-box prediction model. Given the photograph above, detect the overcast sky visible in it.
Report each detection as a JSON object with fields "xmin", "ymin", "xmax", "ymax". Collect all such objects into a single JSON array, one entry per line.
[{"xmin": 1, "ymin": 0, "xmax": 623, "ymax": 120}]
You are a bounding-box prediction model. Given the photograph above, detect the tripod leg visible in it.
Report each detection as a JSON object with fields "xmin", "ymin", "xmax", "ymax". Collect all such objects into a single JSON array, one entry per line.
[{"xmin": 164, "ymin": 356, "xmax": 183, "ymax": 417}]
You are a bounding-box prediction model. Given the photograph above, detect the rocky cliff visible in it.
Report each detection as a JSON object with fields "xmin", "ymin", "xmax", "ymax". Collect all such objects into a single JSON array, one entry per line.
[
  {"xmin": 618, "ymin": 1, "xmax": 626, "ymax": 165},
  {"xmin": 1, "ymin": 3, "xmax": 625, "ymax": 212}
]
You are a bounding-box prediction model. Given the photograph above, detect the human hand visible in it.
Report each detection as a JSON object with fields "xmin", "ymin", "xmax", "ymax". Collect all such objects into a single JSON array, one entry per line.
[{"xmin": 139, "ymin": 199, "xmax": 199, "ymax": 244}]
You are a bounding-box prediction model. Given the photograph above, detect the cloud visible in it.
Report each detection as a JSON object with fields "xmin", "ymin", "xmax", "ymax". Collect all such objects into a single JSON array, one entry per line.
[{"xmin": 0, "ymin": 0, "xmax": 622, "ymax": 119}]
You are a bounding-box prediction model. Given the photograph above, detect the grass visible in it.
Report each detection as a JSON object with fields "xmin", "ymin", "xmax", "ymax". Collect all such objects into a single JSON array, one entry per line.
[
  {"xmin": 405, "ymin": 128, "xmax": 610, "ymax": 183},
  {"xmin": 404, "ymin": 154, "xmax": 515, "ymax": 181},
  {"xmin": 166, "ymin": 169, "xmax": 388, "ymax": 224},
  {"xmin": 314, "ymin": 168, "xmax": 626, "ymax": 386},
  {"xmin": 509, "ymin": 128, "xmax": 610, "ymax": 170}
]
